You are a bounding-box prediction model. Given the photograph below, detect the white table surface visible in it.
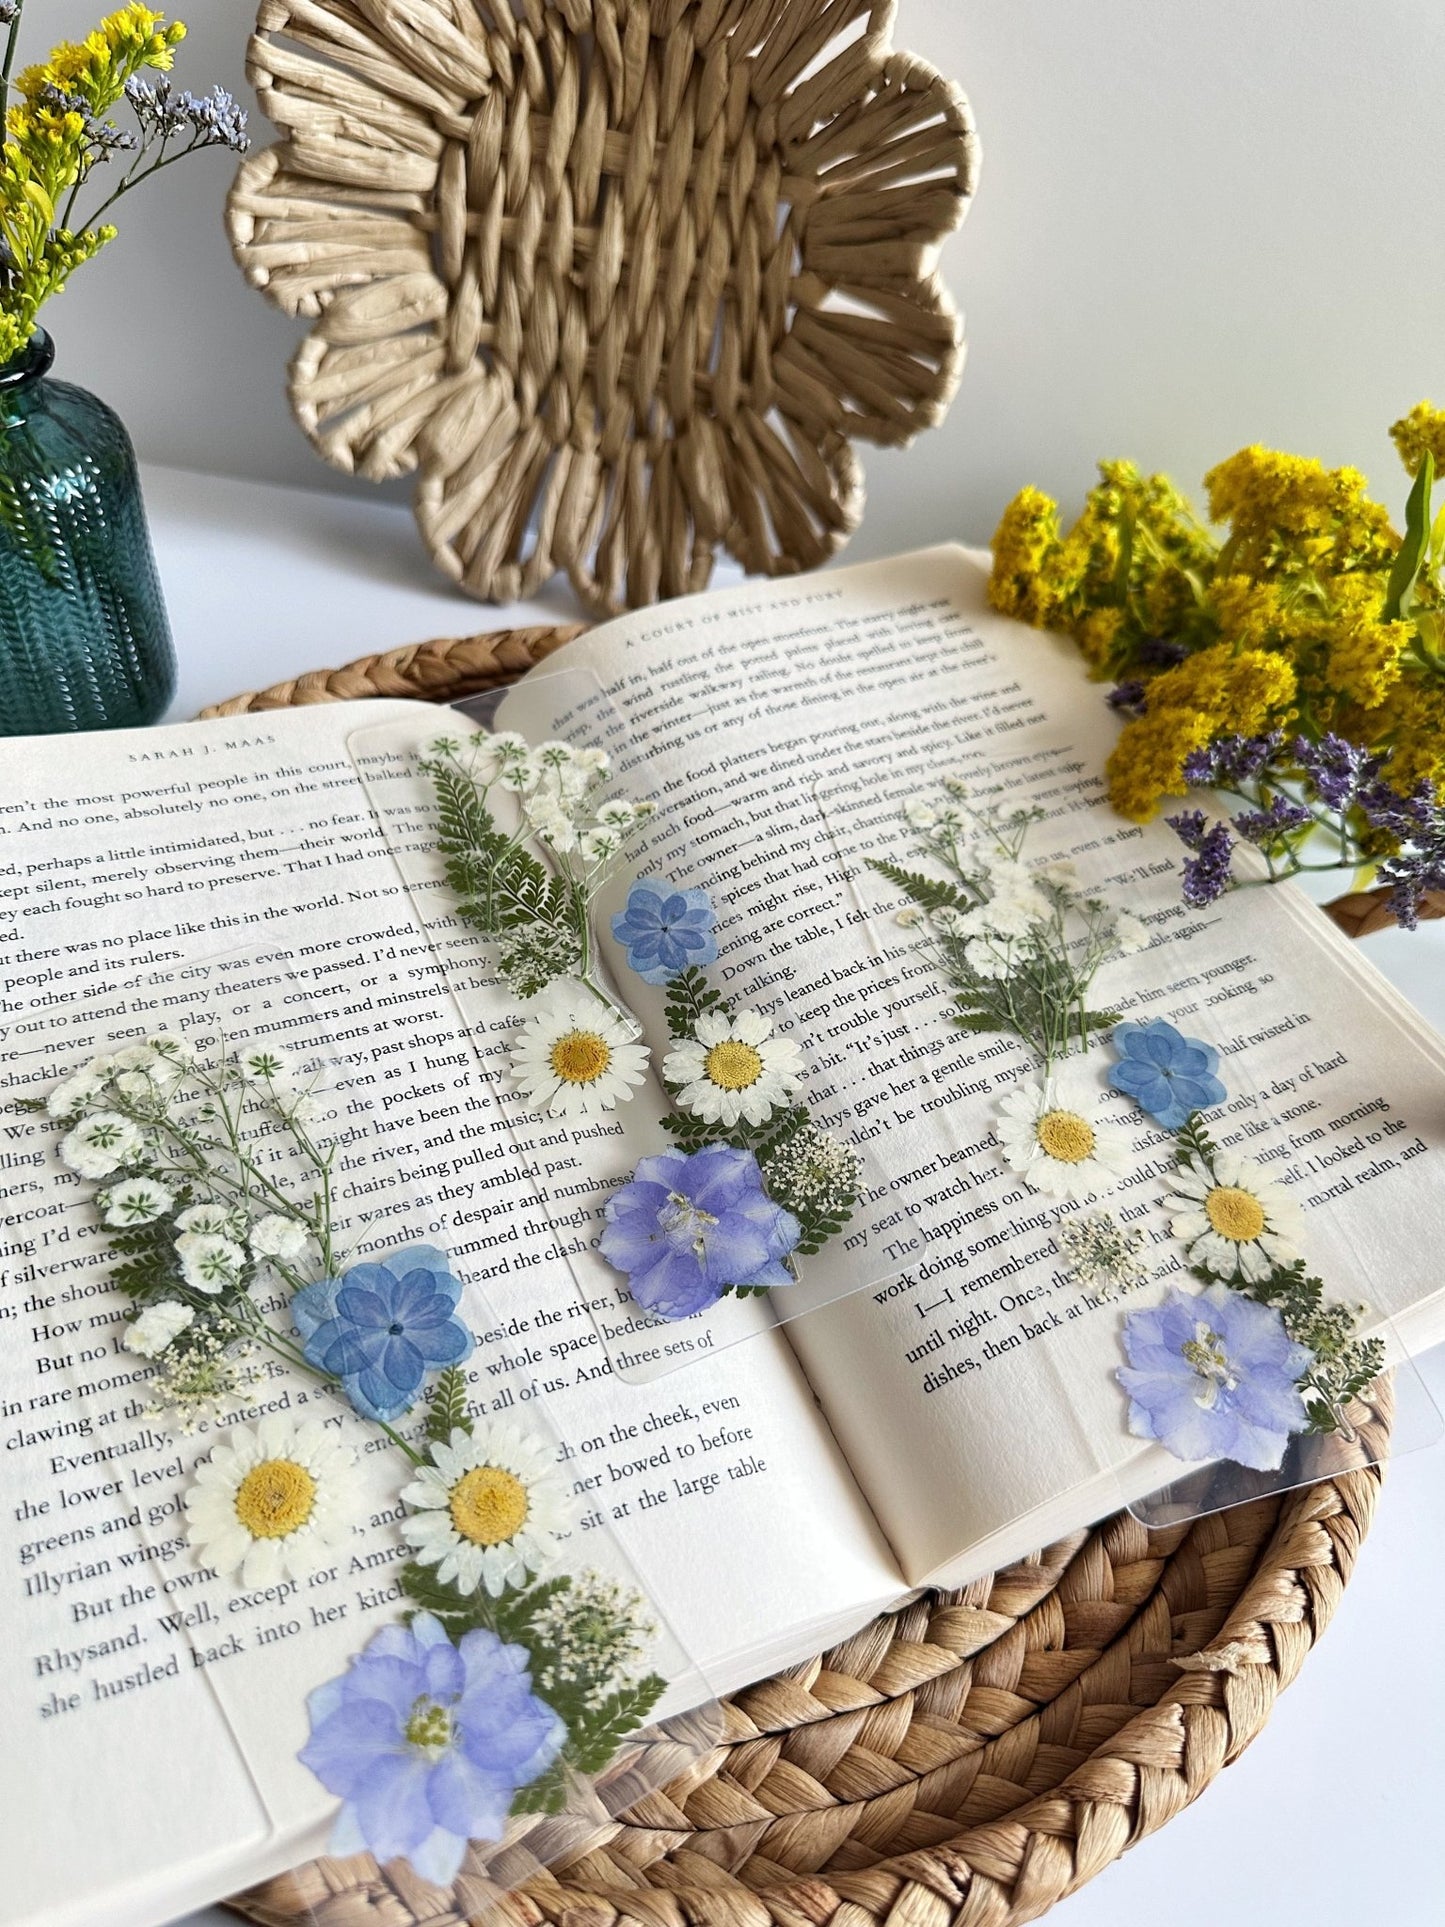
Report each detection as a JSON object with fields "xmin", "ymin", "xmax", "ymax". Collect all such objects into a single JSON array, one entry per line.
[{"xmin": 138, "ymin": 463, "xmax": 1445, "ymax": 1927}]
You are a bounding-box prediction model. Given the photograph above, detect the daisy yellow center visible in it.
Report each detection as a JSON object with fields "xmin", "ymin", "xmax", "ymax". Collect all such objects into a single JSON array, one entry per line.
[
  {"xmin": 550, "ymin": 1029, "xmax": 611, "ymax": 1085},
  {"xmin": 1035, "ymin": 1109, "xmax": 1096, "ymax": 1163},
  {"xmin": 234, "ymin": 1458, "xmax": 317, "ymax": 1539},
  {"xmin": 449, "ymin": 1464, "xmax": 529, "ymax": 1547},
  {"xmin": 704, "ymin": 1040, "xmax": 764, "ymax": 1091},
  {"xmin": 1204, "ymin": 1185, "xmax": 1267, "ymax": 1243}
]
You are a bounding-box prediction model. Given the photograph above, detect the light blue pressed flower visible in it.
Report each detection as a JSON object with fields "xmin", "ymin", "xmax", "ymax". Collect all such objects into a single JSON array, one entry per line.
[
  {"xmin": 610, "ymin": 879, "xmax": 718, "ymax": 984},
  {"xmin": 299, "ymin": 1613, "xmax": 564, "ymax": 1885},
  {"xmin": 292, "ymin": 1244, "xmax": 473, "ymax": 1423},
  {"xmin": 1108, "ymin": 1018, "xmax": 1227, "ymax": 1130},
  {"xmin": 599, "ymin": 1145, "xmax": 800, "ymax": 1319},
  {"xmin": 1118, "ymin": 1281, "xmax": 1313, "ymax": 1471}
]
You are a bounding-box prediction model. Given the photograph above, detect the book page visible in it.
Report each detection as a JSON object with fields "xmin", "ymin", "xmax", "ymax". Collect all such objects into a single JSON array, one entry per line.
[
  {"xmin": 0, "ymin": 704, "xmax": 899, "ymax": 1927},
  {"xmin": 502, "ymin": 546, "xmax": 1445, "ymax": 1583}
]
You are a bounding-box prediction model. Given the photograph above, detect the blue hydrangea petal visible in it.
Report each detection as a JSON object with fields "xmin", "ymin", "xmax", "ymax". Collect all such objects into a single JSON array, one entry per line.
[
  {"xmin": 291, "ymin": 1277, "xmax": 339, "ymax": 1343},
  {"xmin": 334, "ymin": 1283, "xmax": 393, "ymax": 1329}
]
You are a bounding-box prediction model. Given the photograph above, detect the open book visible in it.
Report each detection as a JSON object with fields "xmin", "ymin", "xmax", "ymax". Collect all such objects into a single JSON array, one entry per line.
[{"xmin": 4, "ymin": 546, "xmax": 1444, "ymax": 1927}]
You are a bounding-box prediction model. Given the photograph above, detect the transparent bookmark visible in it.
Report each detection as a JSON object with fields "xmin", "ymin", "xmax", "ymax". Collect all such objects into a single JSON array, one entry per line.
[
  {"xmin": 346, "ymin": 665, "xmax": 927, "ymax": 1382},
  {"xmin": 11, "ymin": 952, "xmax": 724, "ymax": 1904},
  {"xmin": 810, "ymin": 756, "xmax": 1442, "ymax": 1528}
]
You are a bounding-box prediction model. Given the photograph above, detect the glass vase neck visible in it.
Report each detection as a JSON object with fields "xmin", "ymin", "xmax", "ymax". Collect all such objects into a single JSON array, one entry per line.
[{"xmin": 0, "ymin": 329, "xmax": 56, "ymax": 391}]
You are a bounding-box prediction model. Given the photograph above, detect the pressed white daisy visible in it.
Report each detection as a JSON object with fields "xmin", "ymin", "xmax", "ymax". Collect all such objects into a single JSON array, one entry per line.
[
  {"xmin": 664, "ymin": 1010, "xmax": 805, "ymax": 1128},
  {"xmin": 175, "ymin": 1231, "xmax": 247, "ymax": 1293},
  {"xmin": 59, "ymin": 1111, "xmax": 144, "ymax": 1179},
  {"xmin": 103, "ymin": 1177, "xmax": 174, "ymax": 1227},
  {"xmin": 250, "ymin": 1213, "xmax": 311, "ymax": 1262},
  {"xmin": 509, "ymin": 982, "xmax": 649, "ymax": 1117},
  {"xmin": 995, "ymin": 1070, "xmax": 1132, "ymax": 1201},
  {"xmin": 124, "ymin": 1300, "xmax": 196, "ymax": 1357},
  {"xmin": 184, "ymin": 1416, "xmax": 361, "ymax": 1588},
  {"xmin": 46, "ymin": 1066, "xmax": 107, "ymax": 1118},
  {"xmin": 1165, "ymin": 1150, "xmax": 1304, "ymax": 1283},
  {"xmin": 401, "ymin": 1420, "xmax": 575, "ymax": 1597}
]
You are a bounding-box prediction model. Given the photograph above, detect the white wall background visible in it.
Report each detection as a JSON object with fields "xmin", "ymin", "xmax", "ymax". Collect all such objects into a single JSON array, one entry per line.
[{"xmin": 40, "ymin": 0, "xmax": 1445, "ymax": 601}]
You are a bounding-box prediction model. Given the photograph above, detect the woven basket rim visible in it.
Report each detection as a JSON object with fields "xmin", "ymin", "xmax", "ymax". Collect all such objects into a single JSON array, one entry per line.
[{"xmin": 214, "ymin": 622, "xmax": 1389, "ymax": 1927}]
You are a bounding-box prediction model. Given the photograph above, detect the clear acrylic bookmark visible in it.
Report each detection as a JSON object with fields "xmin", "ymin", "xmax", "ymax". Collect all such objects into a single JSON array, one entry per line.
[
  {"xmin": 9, "ymin": 953, "xmax": 723, "ymax": 1902},
  {"xmin": 811, "ymin": 755, "xmax": 1442, "ymax": 1528},
  {"xmin": 345, "ymin": 667, "xmax": 927, "ymax": 1382}
]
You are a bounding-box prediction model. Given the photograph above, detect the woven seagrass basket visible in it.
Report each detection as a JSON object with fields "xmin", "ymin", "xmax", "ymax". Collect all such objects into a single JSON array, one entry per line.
[{"xmin": 207, "ymin": 625, "xmax": 1392, "ymax": 1927}]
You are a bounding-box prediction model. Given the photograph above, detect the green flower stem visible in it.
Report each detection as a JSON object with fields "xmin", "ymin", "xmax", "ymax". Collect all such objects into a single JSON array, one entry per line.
[{"xmin": 0, "ymin": 3, "xmax": 22, "ymax": 133}]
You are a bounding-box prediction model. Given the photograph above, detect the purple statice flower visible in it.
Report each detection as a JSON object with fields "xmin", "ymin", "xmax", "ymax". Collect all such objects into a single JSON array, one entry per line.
[
  {"xmin": 1378, "ymin": 832, "xmax": 1445, "ymax": 931},
  {"xmin": 1181, "ymin": 731, "xmax": 1283, "ymax": 790},
  {"xmin": 1166, "ymin": 815, "xmax": 1235, "ymax": 907},
  {"xmin": 1137, "ymin": 636, "xmax": 1189, "ymax": 669},
  {"xmin": 300, "ymin": 1613, "xmax": 565, "ymax": 1885},
  {"xmin": 600, "ymin": 1145, "xmax": 801, "ymax": 1319},
  {"xmin": 1289, "ymin": 733, "xmax": 1385, "ymax": 812},
  {"xmin": 1357, "ymin": 776, "xmax": 1435, "ymax": 840},
  {"xmin": 293, "ymin": 1244, "xmax": 473, "ymax": 1423},
  {"xmin": 1231, "ymin": 794, "xmax": 1314, "ymax": 846},
  {"xmin": 1108, "ymin": 1019, "xmax": 1227, "ymax": 1131},
  {"xmin": 1118, "ymin": 1282, "xmax": 1313, "ymax": 1471},
  {"xmin": 611, "ymin": 878, "xmax": 718, "ymax": 984},
  {"xmin": 1106, "ymin": 679, "xmax": 1148, "ymax": 719}
]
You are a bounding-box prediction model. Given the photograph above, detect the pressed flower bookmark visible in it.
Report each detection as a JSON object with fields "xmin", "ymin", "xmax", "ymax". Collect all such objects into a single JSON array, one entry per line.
[{"xmin": 28, "ymin": 976, "xmax": 724, "ymax": 1888}]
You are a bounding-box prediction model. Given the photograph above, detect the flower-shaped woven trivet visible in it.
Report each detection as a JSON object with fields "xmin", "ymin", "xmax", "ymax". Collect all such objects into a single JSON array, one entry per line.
[{"xmin": 227, "ymin": 0, "xmax": 978, "ymax": 615}]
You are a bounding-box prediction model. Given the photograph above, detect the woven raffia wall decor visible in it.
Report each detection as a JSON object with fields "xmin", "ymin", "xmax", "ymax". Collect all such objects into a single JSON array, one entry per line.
[
  {"xmin": 209, "ymin": 633, "xmax": 1392, "ymax": 1927},
  {"xmin": 226, "ymin": 0, "xmax": 978, "ymax": 617}
]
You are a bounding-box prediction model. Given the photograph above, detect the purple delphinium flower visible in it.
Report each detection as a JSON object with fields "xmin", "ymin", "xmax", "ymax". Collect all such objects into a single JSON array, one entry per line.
[
  {"xmin": 599, "ymin": 1145, "xmax": 801, "ymax": 1319},
  {"xmin": 1106, "ymin": 679, "xmax": 1148, "ymax": 719},
  {"xmin": 610, "ymin": 879, "xmax": 718, "ymax": 985},
  {"xmin": 293, "ymin": 1244, "xmax": 473, "ymax": 1423},
  {"xmin": 1166, "ymin": 814, "xmax": 1235, "ymax": 906},
  {"xmin": 1231, "ymin": 794, "xmax": 1313, "ymax": 846},
  {"xmin": 1290, "ymin": 733, "xmax": 1385, "ymax": 812},
  {"xmin": 1107, "ymin": 1019, "xmax": 1227, "ymax": 1131},
  {"xmin": 1118, "ymin": 1282, "xmax": 1313, "ymax": 1471},
  {"xmin": 300, "ymin": 1613, "xmax": 565, "ymax": 1885}
]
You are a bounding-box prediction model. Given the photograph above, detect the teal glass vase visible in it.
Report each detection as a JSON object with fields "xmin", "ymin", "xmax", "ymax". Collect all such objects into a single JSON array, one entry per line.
[{"xmin": 0, "ymin": 331, "xmax": 175, "ymax": 734}]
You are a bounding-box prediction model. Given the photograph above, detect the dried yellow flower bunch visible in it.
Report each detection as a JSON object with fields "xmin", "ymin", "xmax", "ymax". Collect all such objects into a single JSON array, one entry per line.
[{"xmin": 986, "ymin": 409, "xmax": 1445, "ymax": 926}]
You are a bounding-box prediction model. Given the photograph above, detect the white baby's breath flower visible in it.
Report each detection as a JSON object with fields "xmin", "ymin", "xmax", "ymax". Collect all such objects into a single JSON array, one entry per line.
[
  {"xmin": 574, "ymin": 746, "xmax": 610, "ymax": 776},
  {"xmin": 995, "ymin": 1070, "xmax": 1132, "ymax": 1202},
  {"xmin": 401, "ymin": 1420, "xmax": 575, "ymax": 1597},
  {"xmin": 59, "ymin": 1111, "xmax": 144, "ymax": 1179},
  {"xmin": 112, "ymin": 1043, "xmax": 160, "ymax": 1072},
  {"xmin": 236, "ymin": 1043, "xmax": 292, "ymax": 1087},
  {"xmin": 509, "ymin": 983, "xmax": 650, "ymax": 1117},
  {"xmin": 175, "ymin": 1202, "xmax": 247, "ymax": 1238},
  {"xmin": 904, "ymin": 800, "xmax": 938, "ymax": 830},
  {"xmin": 664, "ymin": 1009, "xmax": 804, "ymax": 1129},
  {"xmin": 176, "ymin": 1231, "xmax": 247, "ymax": 1294},
  {"xmin": 124, "ymin": 1300, "xmax": 196, "ymax": 1357},
  {"xmin": 895, "ymin": 905, "xmax": 924, "ymax": 928},
  {"xmin": 250, "ymin": 1214, "xmax": 310, "ymax": 1262},
  {"xmin": 275, "ymin": 1089, "xmax": 321, "ymax": 1126},
  {"xmin": 103, "ymin": 1177, "xmax": 174, "ymax": 1226},
  {"xmin": 184, "ymin": 1416, "xmax": 361, "ymax": 1588},
  {"xmin": 964, "ymin": 935, "xmax": 1015, "ymax": 980},
  {"xmin": 579, "ymin": 827, "xmax": 621, "ymax": 863},
  {"xmin": 46, "ymin": 1067, "xmax": 106, "ymax": 1118},
  {"xmin": 1111, "ymin": 912, "xmax": 1150, "ymax": 956},
  {"xmin": 594, "ymin": 798, "xmax": 637, "ymax": 832}
]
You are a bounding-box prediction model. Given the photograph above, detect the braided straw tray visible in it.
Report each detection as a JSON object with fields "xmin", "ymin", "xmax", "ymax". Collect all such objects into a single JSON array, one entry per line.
[{"xmin": 211, "ymin": 624, "xmax": 1390, "ymax": 1927}]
